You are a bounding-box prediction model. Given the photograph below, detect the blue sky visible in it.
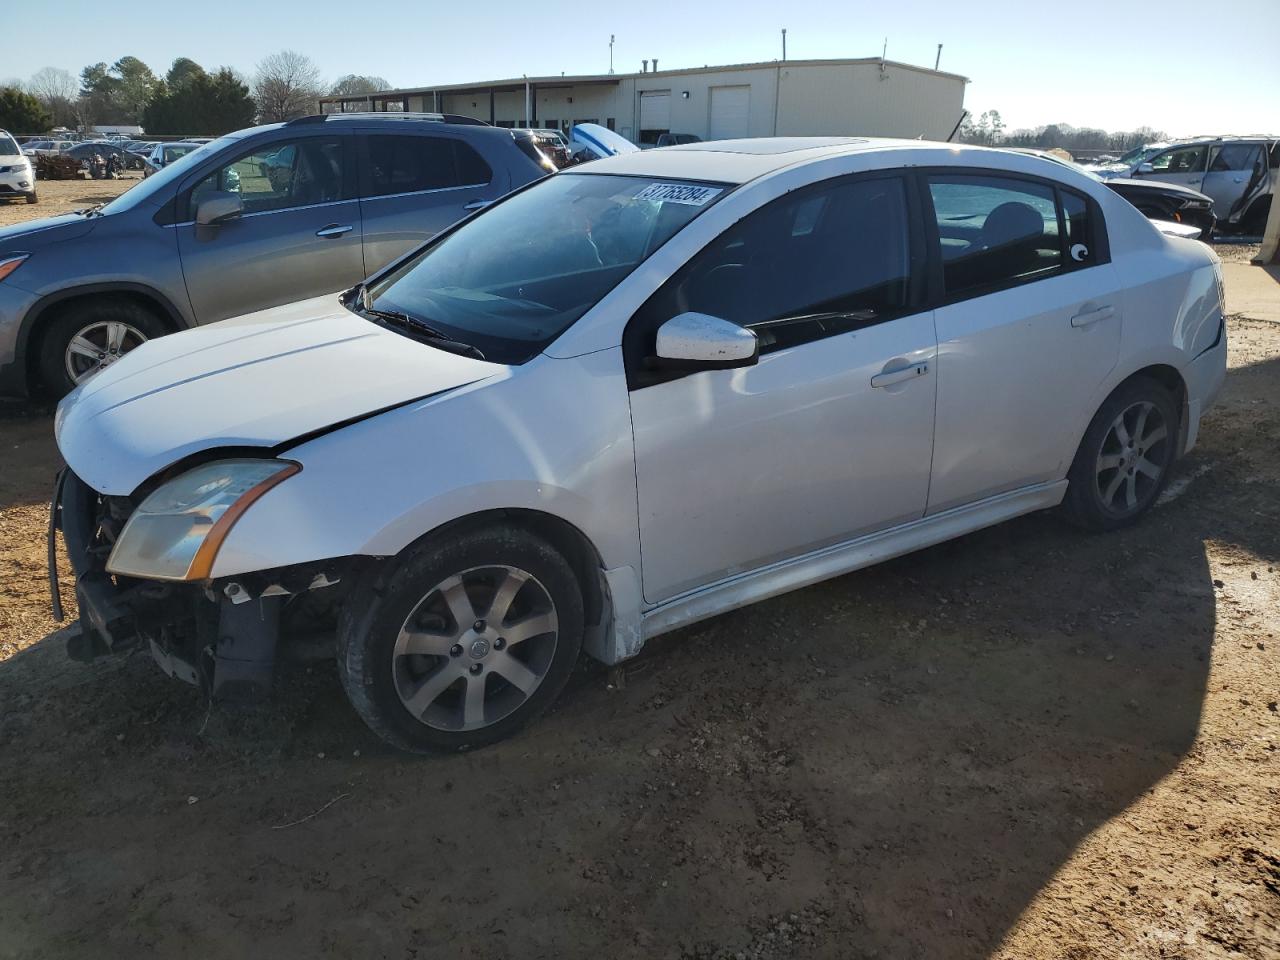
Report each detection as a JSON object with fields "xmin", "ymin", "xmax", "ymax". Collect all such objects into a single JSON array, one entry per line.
[{"xmin": 11, "ymin": 0, "xmax": 1279, "ymax": 137}]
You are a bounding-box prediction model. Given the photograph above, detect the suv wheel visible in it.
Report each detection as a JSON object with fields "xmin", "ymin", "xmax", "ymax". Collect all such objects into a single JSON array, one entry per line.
[
  {"xmin": 338, "ymin": 525, "xmax": 585, "ymax": 753},
  {"xmin": 1062, "ymin": 377, "xmax": 1179, "ymax": 531},
  {"xmin": 25, "ymin": 191, "xmax": 37, "ymax": 205},
  {"xmin": 38, "ymin": 301, "xmax": 166, "ymax": 397}
]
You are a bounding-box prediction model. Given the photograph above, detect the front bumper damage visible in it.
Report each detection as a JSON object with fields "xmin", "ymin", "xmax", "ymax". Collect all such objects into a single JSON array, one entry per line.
[{"xmin": 50, "ymin": 469, "xmax": 355, "ymax": 700}]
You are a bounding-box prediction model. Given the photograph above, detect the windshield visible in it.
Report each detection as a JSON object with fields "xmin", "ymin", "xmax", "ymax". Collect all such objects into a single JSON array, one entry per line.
[
  {"xmin": 362, "ymin": 173, "xmax": 728, "ymax": 364},
  {"xmin": 1116, "ymin": 144, "xmax": 1164, "ymax": 166},
  {"xmin": 0, "ymin": 134, "xmax": 20, "ymax": 157},
  {"xmin": 99, "ymin": 134, "xmax": 238, "ymax": 215}
]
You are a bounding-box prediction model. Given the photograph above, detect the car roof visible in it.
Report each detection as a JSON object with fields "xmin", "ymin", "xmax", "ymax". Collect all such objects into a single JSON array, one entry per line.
[{"xmin": 573, "ymin": 138, "xmax": 1048, "ymax": 186}]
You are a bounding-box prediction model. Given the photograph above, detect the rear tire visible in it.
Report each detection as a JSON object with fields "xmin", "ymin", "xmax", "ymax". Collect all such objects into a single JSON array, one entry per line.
[
  {"xmin": 1061, "ymin": 377, "xmax": 1179, "ymax": 531},
  {"xmin": 337, "ymin": 525, "xmax": 585, "ymax": 753},
  {"xmin": 37, "ymin": 300, "xmax": 166, "ymax": 398}
]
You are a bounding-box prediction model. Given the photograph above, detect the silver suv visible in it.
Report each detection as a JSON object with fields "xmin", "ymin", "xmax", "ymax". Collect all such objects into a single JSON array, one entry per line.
[
  {"xmin": 1095, "ymin": 136, "xmax": 1278, "ymax": 231},
  {"xmin": 0, "ymin": 114, "xmax": 553, "ymax": 396}
]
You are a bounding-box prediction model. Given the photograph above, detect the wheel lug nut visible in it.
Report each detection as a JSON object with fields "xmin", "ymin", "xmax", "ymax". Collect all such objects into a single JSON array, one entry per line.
[
  {"xmin": 494, "ymin": 637, "xmax": 506, "ymax": 650},
  {"xmin": 449, "ymin": 644, "xmax": 462, "ymax": 657},
  {"xmin": 469, "ymin": 663, "xmax": 483, "ymax": 675},
  {"xmin": 473, "ymin": 620, "xmax": 486, "ymax": 632}
]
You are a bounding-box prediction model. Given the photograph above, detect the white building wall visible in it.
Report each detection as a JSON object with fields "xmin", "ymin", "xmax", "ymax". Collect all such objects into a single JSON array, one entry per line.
[
  {"xmin": 776, "ymin": 63, "xmax": 965, "ymax": 140},
  {"xmin": 346, "ymin": 60, "xmax": 965, "ymax": 144}
]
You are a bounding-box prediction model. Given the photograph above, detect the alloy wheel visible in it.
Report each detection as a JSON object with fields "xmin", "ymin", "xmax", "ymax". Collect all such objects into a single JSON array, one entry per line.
[
  {"xmin": 64, "ymin": 320, "xmax": 148, "ymax": 384},
  {"xmin": 1094, "ymin": 400, "xmax": 1169, "ymax": 515},
  {"xmin": 392, "ymin": 565, "xmax": 559, "ymax": 732}
]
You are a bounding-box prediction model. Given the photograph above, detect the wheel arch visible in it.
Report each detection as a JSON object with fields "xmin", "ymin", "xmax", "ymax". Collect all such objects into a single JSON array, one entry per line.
[
  {"xmin": 1089, "ymin": 363, "xmax": 1191, "ymax": 460},
  {"xmin": 19, "ymin": 282, "xmax": 190, "ymax": 392},
  {"xmin": 392, "ymin": 507, "xmax": 611, "ymax": 649}
]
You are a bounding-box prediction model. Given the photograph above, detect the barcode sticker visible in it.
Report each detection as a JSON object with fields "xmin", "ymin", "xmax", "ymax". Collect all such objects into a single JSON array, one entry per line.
[{"xmin": 633, "ymin": 183, "xmax": 722, "ymax": 206}]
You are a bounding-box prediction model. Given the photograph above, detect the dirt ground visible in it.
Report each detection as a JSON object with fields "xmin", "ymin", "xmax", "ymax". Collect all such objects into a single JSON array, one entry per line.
[
  {"xmin": 0, "ymin": 174, "xmax": 141, "ymax": 228},
  {"xmin": 0, "ymin": 193, "xmax": 1276, "ymax": 958}
]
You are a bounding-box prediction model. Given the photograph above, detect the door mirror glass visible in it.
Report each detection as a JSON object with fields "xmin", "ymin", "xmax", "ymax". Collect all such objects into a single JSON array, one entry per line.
[
  {"xmin": 654, "ymin": 312, "xmax": 758, "ymax": 369},
  {"xmin": 195, "ymin": 190, "xmax": 243, "ymax": 226},
  {"xmin": 1136, "ymin": 162, "xmax": 1154, "ymax": 175}
]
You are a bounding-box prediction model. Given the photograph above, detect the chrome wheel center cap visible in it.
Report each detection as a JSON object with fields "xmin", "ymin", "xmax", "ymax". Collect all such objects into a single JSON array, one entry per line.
[{"xmin": 469, "ymin": 638, "xmax": 491, "ymax": 659}]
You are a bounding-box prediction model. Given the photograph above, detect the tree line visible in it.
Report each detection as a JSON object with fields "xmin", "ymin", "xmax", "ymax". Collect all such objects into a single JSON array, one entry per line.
[
  {"xmin": 957, "ymin": 109, "xmax": 1169, "ymax": 155},
  {"xmin": 0, "ymin": 51, "xmax": 389, "ymax": 136}
]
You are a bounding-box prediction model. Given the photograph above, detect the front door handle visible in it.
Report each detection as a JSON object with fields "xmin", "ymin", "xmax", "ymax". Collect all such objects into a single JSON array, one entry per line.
[
  {"xmin": 316, "ymin": 223, "xmax": 353, "ymax": 238},
  {"xmin": 871, "ymin": 361, "xmax": 929, "ymax": 388},
  {"xmin": 463, "ymin": 199, "xmax": 493, "ymax": 211},
  {"xmin": 1070, "ymin": 304, "xmax": 1115, "ymax": 328}
]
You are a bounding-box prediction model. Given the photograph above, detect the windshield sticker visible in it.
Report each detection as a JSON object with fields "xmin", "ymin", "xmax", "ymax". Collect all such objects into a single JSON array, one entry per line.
[{"xmin": 633, "ymin": 183, "xmax": 722, "ymax": 206}]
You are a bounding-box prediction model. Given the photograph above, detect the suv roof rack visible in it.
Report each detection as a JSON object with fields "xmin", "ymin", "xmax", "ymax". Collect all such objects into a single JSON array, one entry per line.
[{"xmin": 287, "ymin": 112, "xmax": 490, "ymax": 127}]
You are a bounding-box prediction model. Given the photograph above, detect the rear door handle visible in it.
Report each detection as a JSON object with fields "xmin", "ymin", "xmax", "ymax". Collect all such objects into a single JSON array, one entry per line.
[
  {"xmin": 463, "ymin": 199, "xmax": 493, "ymax": 211},
  {"xmin": 1071, "ymin": 305, "xmax": 1115, "ymax": 328},
  {"xmin": 871, "ymin": 361, "xmax": 929, "ymax": 388},
  {"xmin": 316, "ymin": 224, "xmax": 353, "ymax": 238}
]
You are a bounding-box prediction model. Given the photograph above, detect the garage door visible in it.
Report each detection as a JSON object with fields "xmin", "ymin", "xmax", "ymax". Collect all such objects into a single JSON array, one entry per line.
[
  {"xmin": 639, "ymin": 90, "xmax": 671, "ymax": 143},
  {"xmin": 709, "ymin": 86, "xmax": 750, "ymax": 141}
]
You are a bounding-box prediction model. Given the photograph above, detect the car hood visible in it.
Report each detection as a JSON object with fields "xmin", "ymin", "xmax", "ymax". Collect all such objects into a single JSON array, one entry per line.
[
  {"xmin": 55, "ymin": 294, "xmax": 503, "ymax": 495},
  {"xmin": 1107, "ymin": 178, "xmax": 1213, "ymax": 202},
  {"xmin": 0, "ymin": 212, "xmax": 97, "ymax": 249}
]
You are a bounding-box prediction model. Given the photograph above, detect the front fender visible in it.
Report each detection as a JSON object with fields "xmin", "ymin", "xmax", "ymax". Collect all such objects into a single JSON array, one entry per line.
[{"xmin": 210, "ymin": 348, "xmax": 642, "ymax": 580}]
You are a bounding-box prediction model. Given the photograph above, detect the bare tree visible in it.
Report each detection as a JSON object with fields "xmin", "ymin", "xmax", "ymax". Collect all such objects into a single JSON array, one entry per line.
[
  {"xmin": 28, "ymin": 67, "xmax": 78, "ymax": 105},
  {"xmin": 330, "ymin": 74, "xmax": 390, "ymax": 97},
  {"xmin": 253, "ymin": 50, "xmax": 323, "ymax": 122}
]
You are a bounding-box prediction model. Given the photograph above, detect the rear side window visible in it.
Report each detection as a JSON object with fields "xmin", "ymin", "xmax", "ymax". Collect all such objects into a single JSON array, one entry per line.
[
  {"xmin": 363, "ymin": 135, "xmax": 492, "ymax": 198},
  {"xmin": 928, "ymin": 176, "xmax": 1061, "ymax": 297},
  {"xmin": 1209, "ymin": 143, "xmax": 1263, "ymax": 173}
]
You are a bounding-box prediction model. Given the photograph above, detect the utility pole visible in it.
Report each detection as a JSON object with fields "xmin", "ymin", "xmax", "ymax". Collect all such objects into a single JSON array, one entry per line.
[
  {"xmin": 609, "ymin": 35, "xmax": 615, "ymax": 74},
  {"xmin": 935, "ymin": 43, "xmax": 943, "ymax": 70},
  {"xmin": 781, "ymin": 28, "xmax": 787, "ymax": 61}
]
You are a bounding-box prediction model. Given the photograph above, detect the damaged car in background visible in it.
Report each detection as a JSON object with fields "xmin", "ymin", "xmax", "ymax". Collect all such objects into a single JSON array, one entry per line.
[{"xmin": 52, "ymin": 139, "xmax": 1227, "ymax": 753}]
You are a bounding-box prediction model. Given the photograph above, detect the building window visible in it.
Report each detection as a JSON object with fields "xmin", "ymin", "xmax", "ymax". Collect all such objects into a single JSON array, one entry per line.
[{"xmin": 606, "ymin": 118, "xmax": 616, "ymax": 131}]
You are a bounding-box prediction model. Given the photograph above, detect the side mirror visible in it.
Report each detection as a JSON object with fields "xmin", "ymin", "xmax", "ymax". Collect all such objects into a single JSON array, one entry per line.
[
  {"xmin": 195, "ymin": 190, "xmax": 243, "ymax": 226},
  {"xmin": 1136, "ymin": 162, "xmax": 1155, "ymax": 175},
  {"xmin": 652, "ymin": 312, "xmax": 758, "ymax": 370}
]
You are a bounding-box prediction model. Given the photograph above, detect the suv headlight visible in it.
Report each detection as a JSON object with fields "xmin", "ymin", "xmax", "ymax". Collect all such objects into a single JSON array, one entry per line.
[{"xmin": 107, "ymin": 459, "xmax": 300, "ymax": 581}]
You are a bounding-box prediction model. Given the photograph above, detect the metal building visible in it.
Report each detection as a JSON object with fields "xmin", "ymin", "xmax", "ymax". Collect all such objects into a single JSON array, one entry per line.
[{"xmin": 319, "ymin": 58, "xmax": 968, "ymax": 144}]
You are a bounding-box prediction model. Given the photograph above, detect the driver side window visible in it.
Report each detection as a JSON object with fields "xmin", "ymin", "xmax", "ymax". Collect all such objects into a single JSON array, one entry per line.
[
  {"xmin": 189, "ymin": 138, "xmax": 345, "ymax": 217},
  {"xmin": 629, "ymin": 175, "xmax": 913, "ymax": 367}
]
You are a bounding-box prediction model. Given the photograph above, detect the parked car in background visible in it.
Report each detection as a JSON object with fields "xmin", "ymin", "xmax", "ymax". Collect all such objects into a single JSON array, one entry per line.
[
  {"xmin": 1094, "ymin": 136, "xmax": 1277, "ymax": 232},
  {"xmin": 1008, "ymin": 149, "xmax": 1218, "ymax": 238},
  {"xmin": 528, "ymin": 128, "xmax": 571, "ymax": 168},
  {"xmin": 142, "ymin": 140, "xmax": 202, "ymax": 177},
  {"xmin": 0, "ymin": 113, "xmax": 551, "ymax": 397},
  {"xmin": 50, "ymin": 138, "xmax": 1226, "ymax": 752},
  {"xmin": 0, "ymin": 130, "xmax": 37, "ymax": 204},
  {"xmin": 22, "ymin": 139, "xmax": 75, "ymax": 157},
  {"xmin": 64, "ymin": 141, "xmax": 132, "ymax": 167}
]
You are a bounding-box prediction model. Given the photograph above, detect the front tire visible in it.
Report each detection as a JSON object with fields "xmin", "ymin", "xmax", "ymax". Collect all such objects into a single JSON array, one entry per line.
[
  {"xmin": 1062, "ymin": 377, "xmax": 1179, "ymax": 531},
  {"xmin": 37, "ymin": 300, "xmax": 165, "ymax": 397},
  {"xmin": 337, "ymin": 525, "xmax": 585, "ymax": 753},
  {"xmin": 25, "ymin": 191, "xmax": 37, "ymax": 204}
]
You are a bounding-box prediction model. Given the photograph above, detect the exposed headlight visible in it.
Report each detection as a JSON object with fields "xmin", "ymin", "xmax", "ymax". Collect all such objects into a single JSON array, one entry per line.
[{"xmin": 107, "ymin": 459, "xmax": 300, "ymax": 581}]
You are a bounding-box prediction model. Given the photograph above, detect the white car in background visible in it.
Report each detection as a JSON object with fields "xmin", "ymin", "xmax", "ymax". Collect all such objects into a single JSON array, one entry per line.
[{"xmin": 52, "ymin": 139, "xmax": 1227, "ymax": 753}]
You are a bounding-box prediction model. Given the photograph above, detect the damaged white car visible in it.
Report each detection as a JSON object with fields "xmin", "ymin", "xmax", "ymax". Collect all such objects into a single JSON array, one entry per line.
[{"xmin": 51, "ymin": 139, "xmax": 1228, "ymax": 752}]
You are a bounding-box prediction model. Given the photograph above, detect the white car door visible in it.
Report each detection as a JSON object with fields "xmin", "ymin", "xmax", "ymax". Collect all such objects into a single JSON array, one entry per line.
[
  {"xmin": 924, "ymin": 173, "xmax": 1123, "ymax": 513},
  {"xmin": 626, "ymin": 174, "xmax": 938, "ymax": 604}
]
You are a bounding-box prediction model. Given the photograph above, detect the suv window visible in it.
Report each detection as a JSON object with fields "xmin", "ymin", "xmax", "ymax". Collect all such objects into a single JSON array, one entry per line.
[
  {"xmin": 927, "ymin": 174, "xmax": 1093, "ymax": 298},
  {"xmin": 630, "ymin": 175, "xmax": 914, "ymax": 365},
  {"xmin": 1149, "ymin": 145, "xmax": 1208, "ymax": 174},
  {"xmin": 190, "ymin": 138, "xmax": 345, "ymax": 216},
  {"xmin": 1209, "ymin": 143, "xmax": 1263, "ymax": 173},
  {"xmin": 363, "ymin": 135, "xmax": 492, "ymax": 198}
]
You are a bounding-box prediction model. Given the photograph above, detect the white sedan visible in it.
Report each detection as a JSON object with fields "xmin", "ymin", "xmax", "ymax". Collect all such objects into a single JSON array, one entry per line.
[{"xmin": 52, "ymin": 138, "xmax": 1228, "ymax": 752}]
